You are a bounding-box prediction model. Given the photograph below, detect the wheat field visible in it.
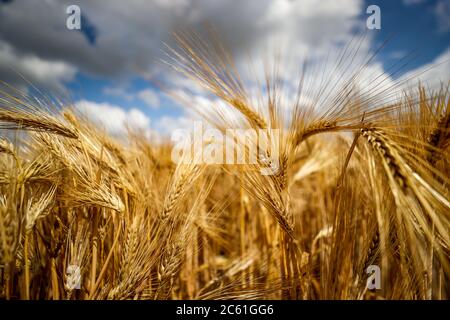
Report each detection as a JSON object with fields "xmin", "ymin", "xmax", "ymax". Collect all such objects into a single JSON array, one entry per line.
[{"xmin": 0, "ymin": 32, "xmax": 449, "ymax": 300}]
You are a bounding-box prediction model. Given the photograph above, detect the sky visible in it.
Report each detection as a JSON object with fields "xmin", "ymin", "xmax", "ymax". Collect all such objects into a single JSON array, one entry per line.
[{"xmin": 0, "ymin": 0, "xmax": 449, "ymax": 139}]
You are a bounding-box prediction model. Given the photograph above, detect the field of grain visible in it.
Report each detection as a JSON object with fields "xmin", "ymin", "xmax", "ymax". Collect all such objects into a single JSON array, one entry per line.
[{"xmin": 0, "ymin": 33, "xmax": 449, "ymax": 300}]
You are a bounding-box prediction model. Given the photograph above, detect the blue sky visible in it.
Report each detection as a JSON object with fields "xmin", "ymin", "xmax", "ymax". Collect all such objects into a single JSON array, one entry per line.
[
  {"xmin": 1, "ymin": 0, "xmax": 449, "ymax": 136},
  {"xmin": 66, "ymin": 75, "xmax": 180, "ymax": 119},
  {"xmin": 366, "ymin": 0, "xmax": 450, "ymax": 73}
]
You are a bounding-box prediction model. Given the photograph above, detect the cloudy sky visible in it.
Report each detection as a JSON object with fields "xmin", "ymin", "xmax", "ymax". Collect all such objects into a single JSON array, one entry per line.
[{"xmin": 1, "ymin": 0, "xmax": 449, "ymax": 138}]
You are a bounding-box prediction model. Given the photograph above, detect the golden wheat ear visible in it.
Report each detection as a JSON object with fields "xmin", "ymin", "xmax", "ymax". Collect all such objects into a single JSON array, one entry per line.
[
  {"xmin": 0, "ymin": 137, "xmax": 14, "ymax": 155},
  {"xmin": 0, "ymin": 82, "xmax": 78, "ymax": 139},
  {"xmin": 165, "ymin": 30, "xmax": 267, "ymax": 130}
]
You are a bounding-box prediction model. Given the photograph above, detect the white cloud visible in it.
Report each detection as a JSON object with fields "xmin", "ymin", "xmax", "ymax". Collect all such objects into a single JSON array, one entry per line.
[
  {"xmin": 154, "ymin": 115, "xmax": 196, "ymax": 135},
  {"xmin": 0, "ymin": 40, "xmax": 76, "ymax": 92},
  {"xmin": 0, "ymin": 0, "xmax": 365, "ymax": 89},
  {"xmin": 103, "ymin": 86, "xmax": 135, "ymax": 101},
  {"xmin": 389, "ymin": 50, "xmax": 408, "ymax": 59},
  {"xmin": 74, "ymin": 100, "xmax": 152, "ymax": 138},
  {"xmin": 399, "ymin": 46, "xmax": 450, "ymax": 87},
  {"xmin": 435, "ymin": 0, "xmax": 450, "ymax": 32},
  {"xmin": 138, "ymin": 89, "xmax": 161, "ymax": 109}
]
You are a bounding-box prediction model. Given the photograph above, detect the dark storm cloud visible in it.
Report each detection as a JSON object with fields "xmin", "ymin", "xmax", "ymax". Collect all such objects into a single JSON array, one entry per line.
[
  {"xmin": 80, "ymin": 14, "xmax": 98, "ymax": 45},
  {"xmin": 0, "ymin": 0, "xmax": 366, "ymax": 90},
  {"xmin": 0, "ymin": 0, "xmax": 272, "ymax": 81}
]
